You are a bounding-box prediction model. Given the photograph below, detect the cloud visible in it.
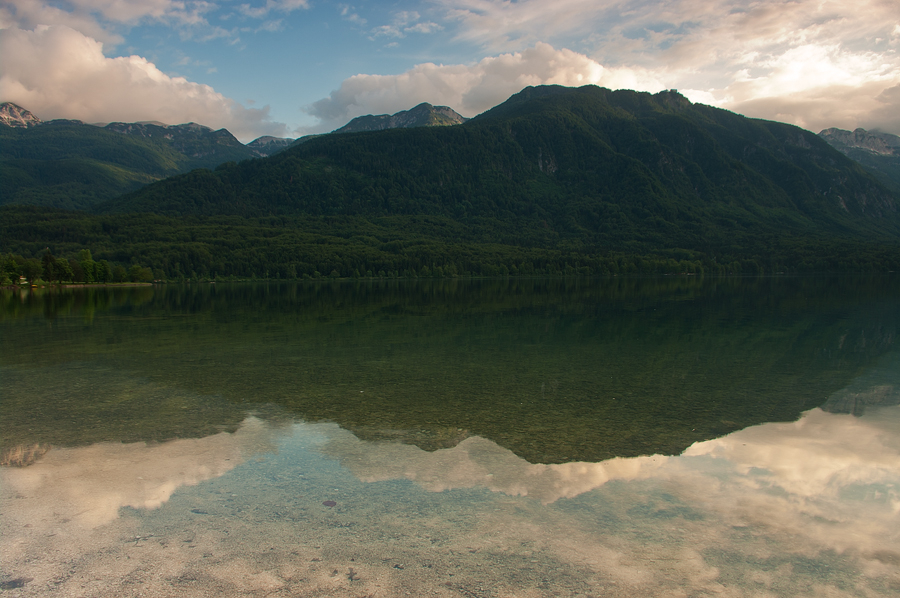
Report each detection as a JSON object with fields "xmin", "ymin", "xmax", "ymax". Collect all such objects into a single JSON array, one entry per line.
[
  {"xmin": 0, "ymin": 25, "xmax": 288, "ymax": 141},
  {"xmin": 0, "ymin": 0, "xmax": 124, "ymax": 43},
  {"xmin": 338, "ymin": 3, "xmax": 365, "ymax": 26},
  {"xmin": 435, "ymin": 0, "xmax": 900, "ymax": 134},
  {"xmin": 1, "ymin": 0, "xmax": 229, "ymax": 45},
  {"xmin": 238, "ymin": 0, "xmax": 309, "ymax": 19},
  {"xmin": 438, "ymin": 0, "xmax": 610, "ymax": 51},
  {"xmin": 305, "ymin": 42, "xmax": 664, "ymax": 132},
  {"xmin": 369, "ymin": 9, "xmax": 442, "ymax": 39},
  {"xmin": 676, "ymin": 40, "xmax": 900, "ymax": 133}
]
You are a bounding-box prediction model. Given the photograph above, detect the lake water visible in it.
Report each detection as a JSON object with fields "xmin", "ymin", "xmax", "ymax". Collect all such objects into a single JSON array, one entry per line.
[{"xmin": 1, "ymin": 277, "xmax": 899, "ymax": 597}]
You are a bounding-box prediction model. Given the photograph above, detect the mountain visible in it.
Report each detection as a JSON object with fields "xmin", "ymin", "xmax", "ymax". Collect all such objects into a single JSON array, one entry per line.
[
  {"xmin": 103, "ymin": 121, "xmax": 254, "ymax": 163},
  {"xmin": 107, "ymin": 86, "xmax": 899, "ymax": 232},
  {"xmin": 0, "ymin": 101, "xmax": 472, "ymax": 209},
  {"xmin": 333, "ymin": 102, "xmax": 468, "ymax": 134},
  {"xmin": 819, "ymin": 127, "xmax": 900, "ymax": 191},
  {"xmin": 247, "ymin": 135, "xmax": 296, "ymax": 157},
  {"xmin": 3, "ymin": 85, "xmax": 900, "ymax": 279},
  {"xmin": 0, "ymin": 103, "xmax": 41, "ymax": 128},
  {"xmin": 0, "ymin": 113, "xmax": 258, "ymax": 210}
]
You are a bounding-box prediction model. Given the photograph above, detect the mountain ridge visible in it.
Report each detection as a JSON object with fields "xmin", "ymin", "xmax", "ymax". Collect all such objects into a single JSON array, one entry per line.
[
  {"xmin": 3, "ymin": 87, "xmax": 899, "ymax": 279},
  {"xmin": 97, "ymin": 85, "xmax": 900, "ymax": 260}
]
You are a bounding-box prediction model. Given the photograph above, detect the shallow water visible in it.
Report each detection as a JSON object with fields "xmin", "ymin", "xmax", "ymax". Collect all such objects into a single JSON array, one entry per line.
[{"xmin": 2, "ymin": 278, "xmax": 899, "ymax": 597}]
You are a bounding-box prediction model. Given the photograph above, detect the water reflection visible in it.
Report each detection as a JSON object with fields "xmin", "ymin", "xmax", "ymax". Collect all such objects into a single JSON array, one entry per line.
[
  {"xmin": 319, "ymin": 431, "xmax": 666, "ymax": 504},
  {"xmin": 2, "ymin": 361, "xmax": 899, "ymax": 596},
  {"xmin": 2, "ymin": 418, "xmax": 280, "ymax": 529},
  {"xmin": 2, "ymin": 278, "xmax": 900, "ymax": 596},
  {"xmin": 3, "ymin": 277, "xmax": 899, "ymax": 464}
]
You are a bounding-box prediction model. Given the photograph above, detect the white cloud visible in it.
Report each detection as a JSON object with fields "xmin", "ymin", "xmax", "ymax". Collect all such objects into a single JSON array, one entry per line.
[
  {"xmin": 0, "ymin": 25, "xmax": 287, "ymax": 141},
  {"xmin": 305, "ymin": 42, "xmax": 664, "ymax": 132},
  {"xmin": 238, "ymin": 0, "xmax": 309, "ymax": 19},
  {"xmin": 338, "ymin": 3, "xmax": 365, "ymax": 26},
  {"xmin": 682, "ymin": 41, "xmax": 900, "ymax": 133},
  {"xmin": 0, "ymin": 0, "xmax": 124, "ymax": 43},
  {"xmin": 369, "ymin": 9, "xmax": 443, "ymax": 40},
  {"xmin": 1, "ymin": 0, "xmax": 230, "ymax": 45},
  {"xmin": 439, "ymin": 0, "xmax": 609, "ymax": 51}
]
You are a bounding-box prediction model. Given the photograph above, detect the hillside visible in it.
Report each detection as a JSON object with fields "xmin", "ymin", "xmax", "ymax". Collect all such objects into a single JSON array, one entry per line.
[
  {"xmin": 0, "ymin": 105, "xmax": 261, "ymax": 210},
  {"xmin": 819, "ymin": 127, "xmax": 900, "ymax": 192},
  {"xmin": 3, "ymin": 86, "xmax": 900, "ymax": 279},
  {"xmin": 0, "ymin": 100, "xmax": 473, "ymax": 210},
  {"xmin": 103, "ymin": 86, "xmax": 899, "ymax": 246}
]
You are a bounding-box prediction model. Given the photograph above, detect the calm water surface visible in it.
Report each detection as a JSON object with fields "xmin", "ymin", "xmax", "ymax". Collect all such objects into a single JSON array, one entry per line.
[{"xmin": 1, "ymin": 277, "xmax": 899, "ymax": 597}]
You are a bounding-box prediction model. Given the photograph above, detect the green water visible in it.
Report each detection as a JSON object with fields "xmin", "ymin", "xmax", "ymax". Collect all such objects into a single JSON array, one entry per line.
[{"xmin": 1, "ymin": 277, "xmax": 899, "ymax": 597}]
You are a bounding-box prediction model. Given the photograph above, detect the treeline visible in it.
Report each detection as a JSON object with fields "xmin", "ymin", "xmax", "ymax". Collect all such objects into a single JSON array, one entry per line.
[
  {"xmin": 2, "ymin": 206, "xmax": 899, "ymax": 282},
  {"xmin": 1, "ymin": 249, "xmax": 153, "ymax": 286}
]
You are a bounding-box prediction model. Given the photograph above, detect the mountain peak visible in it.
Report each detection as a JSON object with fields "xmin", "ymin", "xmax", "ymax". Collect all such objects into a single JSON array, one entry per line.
[
  {"xmin": 819, "ymin": 127, "xmax": 900, "ymax": 157},
  {"xmin": 333, "ymin": 103, "xmax": 468, "ymax": 134},
  {"xmin": 0, "ymin": 102, "xmax": 42, "ymax": 128}
]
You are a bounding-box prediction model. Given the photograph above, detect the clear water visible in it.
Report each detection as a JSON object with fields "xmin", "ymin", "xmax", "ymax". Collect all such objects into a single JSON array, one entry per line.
[{"xmin": 2, "ymin": 278, "xmax": 899, "ymax": 597}]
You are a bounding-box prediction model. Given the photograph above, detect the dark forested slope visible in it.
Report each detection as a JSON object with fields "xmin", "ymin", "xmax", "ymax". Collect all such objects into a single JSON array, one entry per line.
[
  {"xmin": 3, "ymin": 86, "xmax": 900, "ymax": 278},
  {"xmin": 103, "ymin": 86, "xmax": 899, "ymax": 248}
]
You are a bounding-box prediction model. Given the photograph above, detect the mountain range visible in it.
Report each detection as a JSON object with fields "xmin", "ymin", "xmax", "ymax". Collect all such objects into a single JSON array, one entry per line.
[
  {"xmin": 2, "ymin": 86, "xmax": 900, "ymax": 279},
  {"xmin": 0, "ymin": 101, "xmax": 465, "ymax": 210}
]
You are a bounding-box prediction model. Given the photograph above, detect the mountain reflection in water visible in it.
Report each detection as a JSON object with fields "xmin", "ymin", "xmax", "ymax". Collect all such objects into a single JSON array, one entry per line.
[
  {"xmin": 2, "ymin": 278, "xmax": 899, "ymax": 596},
  {"xmin": 2, "ymin": 276, "xmax": 898, "ymax": 464},
  {"xmin": 2, "ymin": 391, "xmax": 899, "ymax": 596}
]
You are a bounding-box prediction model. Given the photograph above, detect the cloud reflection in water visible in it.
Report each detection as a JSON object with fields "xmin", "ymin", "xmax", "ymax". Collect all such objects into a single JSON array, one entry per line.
[{"xmin": 2, "ymin": 417, "xmax": 280, "ymax": 529}]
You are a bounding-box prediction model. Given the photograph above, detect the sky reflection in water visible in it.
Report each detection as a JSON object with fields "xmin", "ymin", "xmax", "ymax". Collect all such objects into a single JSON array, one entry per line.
[
  {"xmin": 3, "ymin": 373, "xmax": 899, "ymax": 596},
  {"xmin": 2, "ymin": 280, "xmax": 899, "ymax": 596}
]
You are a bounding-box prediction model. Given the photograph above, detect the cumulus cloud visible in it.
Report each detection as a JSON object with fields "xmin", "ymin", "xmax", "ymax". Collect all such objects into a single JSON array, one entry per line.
[
  {"xmin": 305, "ymin": 42, "xmax": 664, "ymax": 132},
  {"xmin": 0, "ymin": 25, "xmax": 287, "ymax": 141}
]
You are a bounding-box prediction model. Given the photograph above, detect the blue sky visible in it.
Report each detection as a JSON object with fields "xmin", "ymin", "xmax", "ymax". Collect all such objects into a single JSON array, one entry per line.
[{"xmin": 1, "ymin": 1, "xmax": 899, "ymax": 142}]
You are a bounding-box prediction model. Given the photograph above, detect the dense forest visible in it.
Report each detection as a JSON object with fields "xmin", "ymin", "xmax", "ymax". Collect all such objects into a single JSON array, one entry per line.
[{"xmin": 2, "ymin": 85, "xmax": 900, "ymax": 280}]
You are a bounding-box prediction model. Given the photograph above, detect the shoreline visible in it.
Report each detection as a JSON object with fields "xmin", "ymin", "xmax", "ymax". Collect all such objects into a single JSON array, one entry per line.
[{"xmin": 1, "ymin": 282, "xmax": 154, "ymax": 290}]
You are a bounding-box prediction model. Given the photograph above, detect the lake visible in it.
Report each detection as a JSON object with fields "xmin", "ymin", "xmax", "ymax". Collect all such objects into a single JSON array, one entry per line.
[{"xmin": 2, "ymin": 277, "xmax": 899, "ymax": 597}]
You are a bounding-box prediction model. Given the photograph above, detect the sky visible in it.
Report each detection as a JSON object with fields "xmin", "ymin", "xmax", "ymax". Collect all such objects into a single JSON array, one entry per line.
[{"xmin": 1, "ymin": 1, "xmax": 899, "ymax": 143}]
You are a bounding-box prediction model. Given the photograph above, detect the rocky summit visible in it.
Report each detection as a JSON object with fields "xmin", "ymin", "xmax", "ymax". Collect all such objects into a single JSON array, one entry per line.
[
  {"xmin": 0, "ymin": 102, "xmax": 42, "ymax": 128},
  {"xmin": 333, "ymin": 102, "xmax": 468, "ymax": 134}
]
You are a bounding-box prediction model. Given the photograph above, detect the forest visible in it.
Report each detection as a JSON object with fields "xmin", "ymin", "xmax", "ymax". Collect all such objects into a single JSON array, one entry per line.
[{"xmin": 2, "ymin": 85, "xmax": 900, "ymax": 280}]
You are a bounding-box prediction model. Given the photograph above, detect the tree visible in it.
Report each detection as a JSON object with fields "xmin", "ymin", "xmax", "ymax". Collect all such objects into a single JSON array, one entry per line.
[{"xmin": 22, "ymin": 258, "xmax": 43, "ymax": 284}]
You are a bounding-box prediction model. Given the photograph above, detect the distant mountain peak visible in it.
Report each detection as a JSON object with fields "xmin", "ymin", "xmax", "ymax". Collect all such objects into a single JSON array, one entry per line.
[
  {"xmin": 819, "ymin": 127, "xmax": 900, "ymax": 157},
  {"xmin": 333, "ymin": 102, "xmax": 468, "ymax": 134},
  {"xmin": 247, "ymin": 135, "xmax": 296, "ymax": 157},
  {"xmin": 0, "ymin": 102, "xmax": 42, "ymax": 128}
]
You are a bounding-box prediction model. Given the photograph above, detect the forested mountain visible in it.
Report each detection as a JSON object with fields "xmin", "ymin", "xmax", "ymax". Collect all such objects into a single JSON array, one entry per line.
[
  {"xmin": 103, "ymin": 86, "xmax": 899, "ymax": 244},
  {"xmin": 2, "ymin": 86, "xmax": 900, "ymax": 280},
  {"xmin": 0, "ymin": 107, "xmax": 259, "ymax": 210},
  {"xmin": 0, "ymin": 100, "xmax": 471, "ymax": 210},
  {"xmin": 819, "ymin": 127, "xmax": 900, "ymax": 192}
]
